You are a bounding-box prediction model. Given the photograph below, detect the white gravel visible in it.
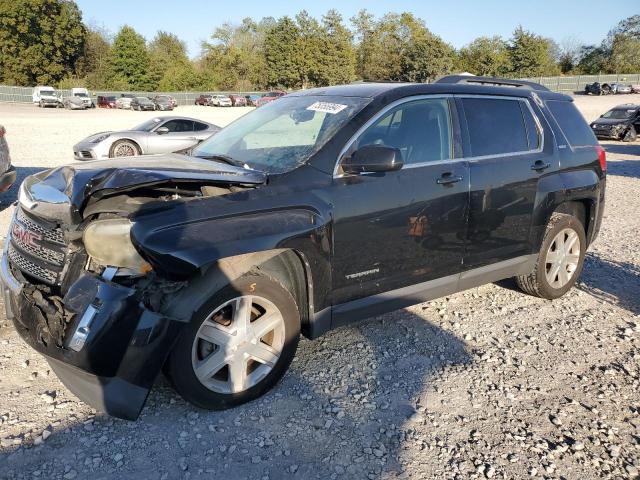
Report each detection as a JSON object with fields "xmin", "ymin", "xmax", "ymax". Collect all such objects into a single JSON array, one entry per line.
[{"xmin": 0, "ymin": 95, "xmax": 639, "ymax": 480}]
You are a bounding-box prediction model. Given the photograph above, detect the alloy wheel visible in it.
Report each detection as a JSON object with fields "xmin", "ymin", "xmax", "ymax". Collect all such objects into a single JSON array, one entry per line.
[
  {"xmin": 544, "ymin": 227, "xmax": 581, "ymax": 289},
  {"xmin": 191, "ymin": 295, "xmax": 285, "ymax": 394},
  {"xmin": 113, "ymin": 142, "xmax": 137, "ymax": 157}
]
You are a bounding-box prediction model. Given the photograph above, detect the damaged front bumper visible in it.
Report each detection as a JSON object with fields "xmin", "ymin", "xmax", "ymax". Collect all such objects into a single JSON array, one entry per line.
[{"xmin": 0, "ymin": 236, "xmax": 185, "ymax": 420}]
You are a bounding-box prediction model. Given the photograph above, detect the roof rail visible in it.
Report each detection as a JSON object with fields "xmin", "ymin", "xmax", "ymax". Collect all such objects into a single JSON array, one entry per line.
[{"xmin": 434, "ymin": 75, "xmax": 550, "ymax": 92}]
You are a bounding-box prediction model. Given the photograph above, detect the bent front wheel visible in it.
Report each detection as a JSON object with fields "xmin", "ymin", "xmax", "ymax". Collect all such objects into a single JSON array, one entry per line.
[{"xmin": 165, "ymin": 274, "xmax": 300, "ymax": 410}]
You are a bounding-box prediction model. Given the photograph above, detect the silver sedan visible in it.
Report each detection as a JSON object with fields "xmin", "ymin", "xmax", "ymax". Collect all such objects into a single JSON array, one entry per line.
[{"xmin": 73, "ymin": 116, "xmax": 220, "ymax": 160}]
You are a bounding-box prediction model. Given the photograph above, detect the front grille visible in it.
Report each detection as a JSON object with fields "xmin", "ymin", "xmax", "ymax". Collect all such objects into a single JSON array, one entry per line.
[
  {"xmin": 80, "ymin": 151, "xmax": 93, "ymax": 159},
  {"xmin": 15, "ymin": 207, "xmax": 65, "ymax": 244},
  {"xmin": 8, "ymin": 243, "xmax": 58, "ymax": 284},
  {"xmin": 8, "ymin": 207, "xmax": 69, "ymax": 285}
]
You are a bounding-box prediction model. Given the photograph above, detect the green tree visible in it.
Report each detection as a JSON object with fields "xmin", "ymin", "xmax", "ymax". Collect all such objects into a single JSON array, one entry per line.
[
  {"xmin": 263, "ymin": 16, "xmax": 302, "ymax": 89},
  {"xmin": 458, "ymin": 36, "xmax": 511, "ymax": 76},
  {"xmin": 148, "ymin": 31, "xmax": 189, "ymax": 89},
  {"xmin": 75, "ymin": 27, "xmax": 112, "ymax": 89},
  {"xmin": 576, "ymin": 45, "xmax": 609, "ymax": 74},
  {"xmin": 399, "ymin": 13, "xmax": 455, "ymax": 82},
  {"xmin": 0, "ymin": 0, "xmax": 86, "ymax": 86},
  {"xmin": 508, "ymin": 26, "xmax": 559, "ymax": 77},
  {"xmin": 314, "ymin": 10, "xmax": 355, "ymax": 85},
  {"xmin": 608, "ymin": 34, "xmax": 640, "ymax": 73},
  {"xmin": 201, "ymin": 17, "xmax": 271, "ymax": 90},
  {"xmin": 108, "ymin": 25, "xmax": 150, "ymax": 90},
  {"xmin": 351, "ymin": 11, "xmax": 453, "ymax": 82}
]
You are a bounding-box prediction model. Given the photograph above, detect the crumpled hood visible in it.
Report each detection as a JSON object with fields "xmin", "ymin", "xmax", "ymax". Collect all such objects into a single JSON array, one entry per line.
[{"xmin": 21, "ymin": 154, "xmax": 266, "ymax": 224}]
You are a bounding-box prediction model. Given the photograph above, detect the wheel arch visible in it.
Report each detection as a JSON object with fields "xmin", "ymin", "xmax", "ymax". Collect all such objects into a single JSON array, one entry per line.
[
  {"xmin": 531, "ymin": 169, "xmax": 603, "ymax": 252},
  {"xmin": 163, "ymin": 248, "xmax": 321, "ymax": 339}
]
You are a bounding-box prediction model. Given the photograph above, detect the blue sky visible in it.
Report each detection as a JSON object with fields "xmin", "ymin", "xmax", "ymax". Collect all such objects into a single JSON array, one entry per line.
[{"xmin": 75, "ymin": 0, "xmax": 636, "ymax": 57}]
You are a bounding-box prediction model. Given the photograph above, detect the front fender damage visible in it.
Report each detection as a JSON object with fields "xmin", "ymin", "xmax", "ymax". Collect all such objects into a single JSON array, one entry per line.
[{"xmin": 131, "ymin": 206, "xmax": 331, "ymax": 280}]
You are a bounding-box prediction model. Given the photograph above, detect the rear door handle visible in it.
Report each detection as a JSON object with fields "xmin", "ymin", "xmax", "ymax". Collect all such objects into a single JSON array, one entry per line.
[
  {"xmin": 531, "ymin": 161, "xmax": 551, "ymax": 171},
  {"xmin": 436, "ymin": 173, "xmax": 463, "ymax": 185}
]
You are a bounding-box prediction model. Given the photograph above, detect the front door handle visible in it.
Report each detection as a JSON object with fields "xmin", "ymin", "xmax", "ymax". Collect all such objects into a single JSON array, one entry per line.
[
  {"xmin": 531, "ymin": 161, "xmax": 551, "ymax": 171},
  {"xmin": 436, "ymin": 173, "xmax": 463, "ymax": 185}
]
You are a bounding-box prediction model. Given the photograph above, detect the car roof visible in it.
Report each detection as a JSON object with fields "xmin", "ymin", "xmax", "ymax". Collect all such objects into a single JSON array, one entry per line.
[
  {"xmin": 613, "ymin": 104, "xmax": 640, "ymax": 109},
  {"xmin": 154, "ymin": 116, "xmax": 213, "ymax": 125},
  {"xmin": 289, "ymin": 80, "xmax": 570, "ymax": 102}
]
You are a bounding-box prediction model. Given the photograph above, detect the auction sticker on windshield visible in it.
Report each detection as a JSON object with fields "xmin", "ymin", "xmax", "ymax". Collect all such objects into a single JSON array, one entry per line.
[{"xmin": 306, "ymin": 101, "xmax": 348, "ymax": 114}]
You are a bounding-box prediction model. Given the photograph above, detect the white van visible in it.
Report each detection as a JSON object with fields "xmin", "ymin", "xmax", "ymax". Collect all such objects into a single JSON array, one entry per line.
[
  {"xmin": 71, "ymin": 87, "xmax": 94, "ymax": 108},
  {"xmin": 32, "ymin": 86, "xmax": 60, "ymax": 108}
]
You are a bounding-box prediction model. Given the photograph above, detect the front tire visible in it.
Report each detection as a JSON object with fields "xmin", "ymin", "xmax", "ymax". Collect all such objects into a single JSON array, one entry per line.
[
  {"xmin": 622, "ymin": 126, "xmax": 637, "ymax": 142},
  {"xmin": 165, "ymin": 274, "xmax": 300, "ymax": 410},
  {"xmin": 109, "ymin": 140, "xmax": 140, "ymax": 157},
  {"xmin": 516, "ymin": 213, "xmax": 586, "ymax": 299}
]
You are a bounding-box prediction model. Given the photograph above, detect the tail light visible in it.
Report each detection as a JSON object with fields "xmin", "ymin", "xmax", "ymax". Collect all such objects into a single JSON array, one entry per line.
[{"xmin": 595, "ymin": 145, "xmax": 606, "ymax": 172}]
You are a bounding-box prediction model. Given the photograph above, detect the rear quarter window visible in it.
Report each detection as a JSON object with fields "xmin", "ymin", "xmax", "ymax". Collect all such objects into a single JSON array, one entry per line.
[{"xmin": 545, "ymin": 100, "xmax": 597, "ymax": 147}]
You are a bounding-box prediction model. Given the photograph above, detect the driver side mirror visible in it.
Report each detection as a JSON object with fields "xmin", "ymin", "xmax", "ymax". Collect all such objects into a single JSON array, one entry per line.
[
  {"xmin": 156, "ymin": 126, "xmax": 169, "ymax": 135},
  {"xmin": 341, "ymin": 145, "xmax": 404, "ymax": 174}
]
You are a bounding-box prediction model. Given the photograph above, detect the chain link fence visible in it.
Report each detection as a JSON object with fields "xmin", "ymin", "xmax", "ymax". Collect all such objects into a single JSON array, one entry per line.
[
  {"xmin": 518, "ymin": 73, "xmax": 640, "ymax": 93},
  {"xmin": 0, "ymin": 86, "xmax": 265, "ymax": 105},
  {"xmin": 1, "ymin": 73, "xmax": 639, "ymax": 103}
]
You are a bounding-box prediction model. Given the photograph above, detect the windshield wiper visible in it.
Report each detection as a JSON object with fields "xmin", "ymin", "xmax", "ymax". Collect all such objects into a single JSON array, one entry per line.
[{"xmin": 193, "ymin": 153, "xmax": 248, "ymax": 169}]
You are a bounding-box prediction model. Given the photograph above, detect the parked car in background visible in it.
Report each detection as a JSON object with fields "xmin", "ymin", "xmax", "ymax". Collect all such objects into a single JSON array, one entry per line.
[
  {"xmin": 62, "ymin": 95, "xmax": 88, "ymax": 110},
  {"xmin": 152, "ymin": 95, "xmax": 174, "ymax": 111},
  {"xmin": 116, "ymin": 94, "xmax": 136, "ymax": 109},
  {"xmin": 611, "ymin": 83, "xmax": 632, "ymax": 94},
  {"xmin": 256, "ymin": 90, "xmax": 286, "ymax": 107},
  {"xmin": 32, "ymin": 86, "xmax": 61, "ymax": 108},
  {"xmin": 229, "ymin": 94, "xmax": 247, "ymax": 107},
  {"xmin": 631, "ymin": 85, "xmax": 640, "ymax": 94},
  {"xmin": 211, "ymin": 95, "xmax": 232, "ymax": 107},
  {"xmin": 71, "ymin": 88, "xmax": 94, "ymax": 108},
  {"xmin": 3, "ymin": 77, "xmax": 606, "ymax": 420},
  {"xmin": 97, "ymin": 95, "xmax": 117, "ymax": 108},
  {"xmin": 130, "ymin": 97, "xmax": 156, "ymax": 111},
  {"xmin": 0, "ymin": 125, "xmax": 16, "ymax": 192},
  {"xmin": 245, "ymin": 94, "xmax": 260, "ymax": 107},
  {"xmin": 73, "ymin": 116, "xmax": 220, "ymax": 160},
  {"xmin": 590, "ymin": 104, "xmax": 640, "ymax": 142},
  {"xmin": 195, "ymin": 94, "xmax": 213, "ymax": 106},
  {"xmin": 584, "ymin": 82, "xmax": 611, "ymax": 95}
]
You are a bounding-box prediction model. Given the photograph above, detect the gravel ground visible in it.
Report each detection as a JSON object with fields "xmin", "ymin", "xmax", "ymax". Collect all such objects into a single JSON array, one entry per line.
[{"xmin": 0, "ymin": 95, "xmax": 639, "ymax": 480}]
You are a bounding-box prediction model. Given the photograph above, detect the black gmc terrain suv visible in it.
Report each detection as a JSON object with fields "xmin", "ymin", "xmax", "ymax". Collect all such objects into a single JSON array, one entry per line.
[{"xmin": 1, "ymin": 76, "xmax": 606, "ymax": 420}]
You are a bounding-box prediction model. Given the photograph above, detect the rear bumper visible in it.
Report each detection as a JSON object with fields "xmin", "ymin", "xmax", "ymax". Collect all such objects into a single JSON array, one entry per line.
[{"xmin": 0, "ymin": 239, "xmax": 184, "ymax": 420}]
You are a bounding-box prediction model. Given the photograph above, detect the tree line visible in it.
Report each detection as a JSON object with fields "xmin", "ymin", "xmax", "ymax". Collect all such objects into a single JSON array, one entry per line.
[{"xmin": 0, "ymin": 1, "xmax": 638, "ymax": 91}]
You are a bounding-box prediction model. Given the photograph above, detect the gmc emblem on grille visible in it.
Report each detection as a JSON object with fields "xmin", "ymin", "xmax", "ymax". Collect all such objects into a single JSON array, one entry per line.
[{"xmin": 12, "ymin": 222, "xmax": 42, "ymax": 248}]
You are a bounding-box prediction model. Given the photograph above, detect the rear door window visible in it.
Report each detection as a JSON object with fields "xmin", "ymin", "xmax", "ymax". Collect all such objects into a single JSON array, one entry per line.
[
  {"xmin": 460, "ymin": 97, "xmax": 529, "ymax": 156},
  {"xmin": 545, "ymin": 100, "xmax": 597, "ymax": 147}
]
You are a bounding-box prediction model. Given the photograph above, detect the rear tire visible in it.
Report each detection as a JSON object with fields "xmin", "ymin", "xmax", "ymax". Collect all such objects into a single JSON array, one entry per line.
[
  {"xmin": 516, "ymin": 213, "xmax": 586, "ymax": 300},
  {"xmin": 165, "ymin": 274, "xmax": 300, "ymax": 410}
]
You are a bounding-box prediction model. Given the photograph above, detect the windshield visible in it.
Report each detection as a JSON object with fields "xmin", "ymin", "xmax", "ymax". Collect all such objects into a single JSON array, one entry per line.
[
  {"xmin": 133, "ymin": 118, "xmax": 163, "ymax": 132},
  {"xmin": 41, "ymin": 90, "xmax": 55, "ymax": 96},
  {"xmin": 192, "ymin": 95, "xmax": 370, "ymax": 174},
  {"xmin": 75, "ymin": 93, "xmax": 88, "ymax": 97},
  {"xmin": 602, "ymin": 108, "xmax": 636, "ymax": 119}
]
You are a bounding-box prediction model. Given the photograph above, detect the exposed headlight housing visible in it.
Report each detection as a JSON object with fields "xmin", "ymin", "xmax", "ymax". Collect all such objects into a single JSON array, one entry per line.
[
  {"xmin": 83, "ymin": 219, "xmax": 151, "ymax": 273},
  {"xmin": 91, "ymin": 133, "xmax": 110, "ymax": 143}
]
